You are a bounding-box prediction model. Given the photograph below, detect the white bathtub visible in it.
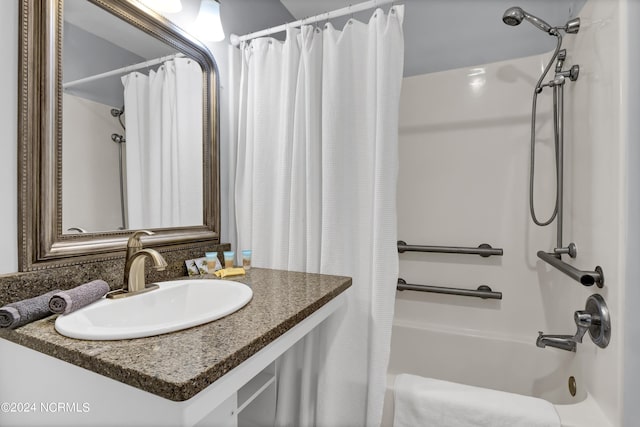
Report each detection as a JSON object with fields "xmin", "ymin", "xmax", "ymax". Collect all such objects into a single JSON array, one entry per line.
[{"xmin": 382, "ymin": 320, "xmax": 612, "ymax": 427}]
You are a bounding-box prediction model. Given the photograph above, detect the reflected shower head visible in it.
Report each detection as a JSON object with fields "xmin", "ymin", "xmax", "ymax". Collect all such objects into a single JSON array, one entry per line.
[
  {"xmin": 502, "ymin": 6, "xmax": 553, "ymax": 34},
  {"xmin": 110, "ymin": 106, "xmax": 125, "ymax": 117}
]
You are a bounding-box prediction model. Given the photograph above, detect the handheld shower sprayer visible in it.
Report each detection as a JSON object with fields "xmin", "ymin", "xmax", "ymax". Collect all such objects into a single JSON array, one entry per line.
[
  {"xmin": 502, "ymin": 7, "xmax": 580, "ymax": 36},
  {"xmin": 502, "ymin": 7, "xmax": 553, "ymax": 34},
  {"xmin": 503, "ymin": 6, "xmax": 581, "ymax": 259}
]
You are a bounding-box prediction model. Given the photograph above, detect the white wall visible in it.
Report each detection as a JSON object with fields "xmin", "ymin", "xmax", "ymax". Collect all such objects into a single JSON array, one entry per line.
[
  {"xmin": 0, "ymin": 1, "xmax": 18, "ymax": 274},
  {"xmin": 395, "ymin": 0, "xmax": 624, "ymax": 423}
]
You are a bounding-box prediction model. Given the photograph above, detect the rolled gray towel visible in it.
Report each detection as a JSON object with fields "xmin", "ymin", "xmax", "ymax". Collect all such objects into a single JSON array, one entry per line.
[
  {"xmin": 49, "ymin": 280, "xmax": 110, "ymax": 315},
  {"xmin": 0, "ymin": 289, "xmax": 62, "ymax": 329}
]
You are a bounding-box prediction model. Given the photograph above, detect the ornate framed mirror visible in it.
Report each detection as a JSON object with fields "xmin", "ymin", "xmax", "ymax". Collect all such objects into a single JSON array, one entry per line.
[{"xmin": 18, "ymin": 0, "xmax": 220, "ymax": 271}]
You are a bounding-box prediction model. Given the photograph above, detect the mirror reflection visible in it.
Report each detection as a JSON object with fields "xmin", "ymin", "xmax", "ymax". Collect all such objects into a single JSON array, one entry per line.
[{"xmin": 62, "ymin": 0, "xmax": 204, "ymax": 234}]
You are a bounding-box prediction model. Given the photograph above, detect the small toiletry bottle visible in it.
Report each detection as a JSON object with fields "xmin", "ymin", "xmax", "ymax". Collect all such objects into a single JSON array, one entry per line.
[
  {"xmin": 205, "ymin": 252, "xmax": 218, "ymax": 272},
  {"xmin": 223, "ymin": 251, "xmax": 235, "ymax": 269},
  {"xmin": 242, "ymin": 250, "xmax": 252, "ymax": 270}
]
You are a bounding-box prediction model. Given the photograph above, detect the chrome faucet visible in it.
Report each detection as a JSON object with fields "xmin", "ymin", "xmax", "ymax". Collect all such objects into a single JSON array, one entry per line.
[
  {"xmin": 107, "ymin": 230, "xmax": 168, "ymax": 299},
  {"xmin": 536, "ymin": 294, "xmax": 611, "ymax": 352},
  {"xmin": 536, "ymin": 311, "xmax": 592, "ymax": 352}
]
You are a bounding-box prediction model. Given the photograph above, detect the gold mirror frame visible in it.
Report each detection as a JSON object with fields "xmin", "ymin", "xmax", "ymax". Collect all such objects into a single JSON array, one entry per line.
[{"xmin": 18, "ymin": 0, "xmax": 220, "ymax": 271}]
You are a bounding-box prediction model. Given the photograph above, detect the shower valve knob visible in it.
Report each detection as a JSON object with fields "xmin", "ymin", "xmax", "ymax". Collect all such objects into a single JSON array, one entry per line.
[
  {"xmin": 568, "ymin": 65, "xmax": 579, "ymax": 81},
  {"xmin": 574, "ymin": 310, "xmax": 592, "ymax": 328}
]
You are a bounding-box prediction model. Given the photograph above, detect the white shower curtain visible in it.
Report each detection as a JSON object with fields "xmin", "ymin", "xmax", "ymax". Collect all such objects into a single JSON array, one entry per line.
[
  {"xmin": 230, "ymin": 6, "xmax": 404, "ymax": 427},
  {"xmin": 122, "ymin": 57, "xmax": 203, "ymax": 229}
]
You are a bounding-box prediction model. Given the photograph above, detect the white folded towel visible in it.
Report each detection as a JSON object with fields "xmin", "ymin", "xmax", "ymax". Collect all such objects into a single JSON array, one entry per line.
[{"xmin": 393, "ymin": 374, "xmax": 561, "ymax": 427}]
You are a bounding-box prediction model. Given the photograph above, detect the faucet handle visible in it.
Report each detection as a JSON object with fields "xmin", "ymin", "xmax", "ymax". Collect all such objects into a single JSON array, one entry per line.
[
  {"xmin": 127, "ymin": 230, "xmax": 154, "ymax": 249},
  {"xmin": 573, "ymin": 310, "xmax": 592, "ymax": 343},
  {"xmin": 574, "ymin": 310, "xmax": 592, "ymax": 327}
]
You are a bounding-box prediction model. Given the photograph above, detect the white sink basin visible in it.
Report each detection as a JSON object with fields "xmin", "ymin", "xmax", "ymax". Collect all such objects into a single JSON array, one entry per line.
[{"xmin": 55, "ymin": 279, "xmax": 253, "ymax": 340}]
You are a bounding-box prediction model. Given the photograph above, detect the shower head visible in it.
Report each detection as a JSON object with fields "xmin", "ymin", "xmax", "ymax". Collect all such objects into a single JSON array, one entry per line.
[
  {"xmin": 502, "ymin": 7, "xmax": 524, "ymax": 26},
  {"xmin": 502, "ymin": 7, "xmax": 553, "ymax": 34}
]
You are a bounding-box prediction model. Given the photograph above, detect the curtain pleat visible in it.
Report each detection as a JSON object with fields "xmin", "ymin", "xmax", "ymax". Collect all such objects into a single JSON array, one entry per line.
[{"xmin": 231, "ymin": 6, "xmax": 404, "ymax": 426}]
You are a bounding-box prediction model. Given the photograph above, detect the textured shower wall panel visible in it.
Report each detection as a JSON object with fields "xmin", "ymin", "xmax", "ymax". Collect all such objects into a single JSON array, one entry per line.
[
  {"xmin": 396, "ymin": 53, "xmax": 563, "ymax": 338},
  {"xmin": 62, "ymin": 94, "xmax": 123, "ymax": 233}
]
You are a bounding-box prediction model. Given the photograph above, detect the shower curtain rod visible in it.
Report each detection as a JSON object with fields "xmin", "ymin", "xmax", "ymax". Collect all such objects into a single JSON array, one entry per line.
[
  {"xmin": 63, "ymin": 52, "xmax": 185, "ymax": 90},
  {"xmin": 230, "ymin": 0, "xmax": 396, "ymax": 46}
]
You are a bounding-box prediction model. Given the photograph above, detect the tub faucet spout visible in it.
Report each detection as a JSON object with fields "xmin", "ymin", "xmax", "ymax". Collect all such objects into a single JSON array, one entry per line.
[{"xmin": 536, "ymin": 333, "xmax": 577, "ymax": 352}]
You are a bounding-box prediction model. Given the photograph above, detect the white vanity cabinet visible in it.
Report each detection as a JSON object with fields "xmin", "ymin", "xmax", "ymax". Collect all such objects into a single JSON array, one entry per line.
[
  {"xmin": 0, "ymin": 290, "xmax": 345, "ymax": 427},
  {"xmin": 0, "ymin": 339, "xmax": 276, "ymax": 427}
]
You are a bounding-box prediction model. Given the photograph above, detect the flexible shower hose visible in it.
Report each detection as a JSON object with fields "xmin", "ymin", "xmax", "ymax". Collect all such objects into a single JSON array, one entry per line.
[{"xmin": 528, "ymin": 34, "xmax": 563, "ymax": 227}]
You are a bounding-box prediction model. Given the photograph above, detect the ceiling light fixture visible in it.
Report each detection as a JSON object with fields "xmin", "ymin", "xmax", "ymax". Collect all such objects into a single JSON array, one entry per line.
[{"xmin": 192, "ymin": 0, "xmax": 225, "ymax": 42}]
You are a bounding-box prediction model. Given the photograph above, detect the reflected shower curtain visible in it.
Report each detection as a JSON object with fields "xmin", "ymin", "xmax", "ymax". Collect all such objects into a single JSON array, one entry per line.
[
  {"xmin": 122, "ymin": 57, "xmax": 203, "ymax": 229},
  {"xmin": 230, "ymin": 6, "xmax": 404, "ymax": 426}
]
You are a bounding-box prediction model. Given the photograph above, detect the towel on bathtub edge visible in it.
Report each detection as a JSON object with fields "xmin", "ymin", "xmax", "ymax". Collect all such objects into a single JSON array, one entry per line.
[{"xmin": 393, "ymin": 374, "xmax": 561, "ymax": 427}]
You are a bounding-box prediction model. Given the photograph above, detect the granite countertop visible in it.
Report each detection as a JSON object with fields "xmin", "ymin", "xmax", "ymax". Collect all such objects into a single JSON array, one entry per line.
[{"xmin": 0, "ymin": 268, "xmax": 351, "ymax": 401}]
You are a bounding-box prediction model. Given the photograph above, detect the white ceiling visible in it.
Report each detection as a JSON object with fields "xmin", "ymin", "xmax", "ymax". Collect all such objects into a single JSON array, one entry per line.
[
  {"xmin": 278, "ymin": 0, "xmax": 586, "ymax": 76},
  {"xmin": 63, "ymin": 0, "xmax": 181, "ymax": 107},
  {"xmin": 64, "ymin": 0, "xmax": 176, "ymax": 59}
]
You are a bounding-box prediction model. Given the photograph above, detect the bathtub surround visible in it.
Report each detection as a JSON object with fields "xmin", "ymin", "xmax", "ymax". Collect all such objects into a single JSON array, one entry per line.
[
  {"xmin": 501, "ymin": 7, "xmax": 588, "ymax": 281},
  {"xmin": 62, "ymin": 94, "xmax": 123, "ymax": 232},
  {"xmin": 229, "ymin": 6, "xmax": 404, "ymax": 426},
  {"xmin": 396, "ymin": 0, "xmax": 623, "ymax": 424},
  {"xmin": 622, "ymin": 0, "xmax": 640, "ymax": 424}
]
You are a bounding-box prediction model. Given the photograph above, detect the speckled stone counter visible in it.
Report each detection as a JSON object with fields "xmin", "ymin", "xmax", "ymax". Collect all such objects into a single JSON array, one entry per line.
[{"xmin": 0, "ymin": 268, "xmax": 351, "ymax": 401}]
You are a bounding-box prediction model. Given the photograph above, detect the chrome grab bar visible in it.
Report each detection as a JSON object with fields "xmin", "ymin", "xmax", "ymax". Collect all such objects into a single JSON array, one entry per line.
[
  {"xmin": 397, "ymin": 278, "xmax": 502, "ymax": 300},
  {"xmin": 537, "ymin": 251, "xmax": 604, "ymax": 288},
  {"xmin": 397, "ymin": 241, "xmax": 503, "ymax": 257}
]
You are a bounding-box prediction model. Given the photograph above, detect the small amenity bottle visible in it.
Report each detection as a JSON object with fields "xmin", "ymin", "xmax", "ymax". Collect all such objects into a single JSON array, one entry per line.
[
  {"xmin": 242, "ymin": 250, "xmax": 252, "ymax": 270},
  {"xmin": 205, "ymin": 252, "xmax": 218, "ymax": 272},
  {"xmin": 223, "ymin": 251, "xmax": 235, "ymax": 269}
]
